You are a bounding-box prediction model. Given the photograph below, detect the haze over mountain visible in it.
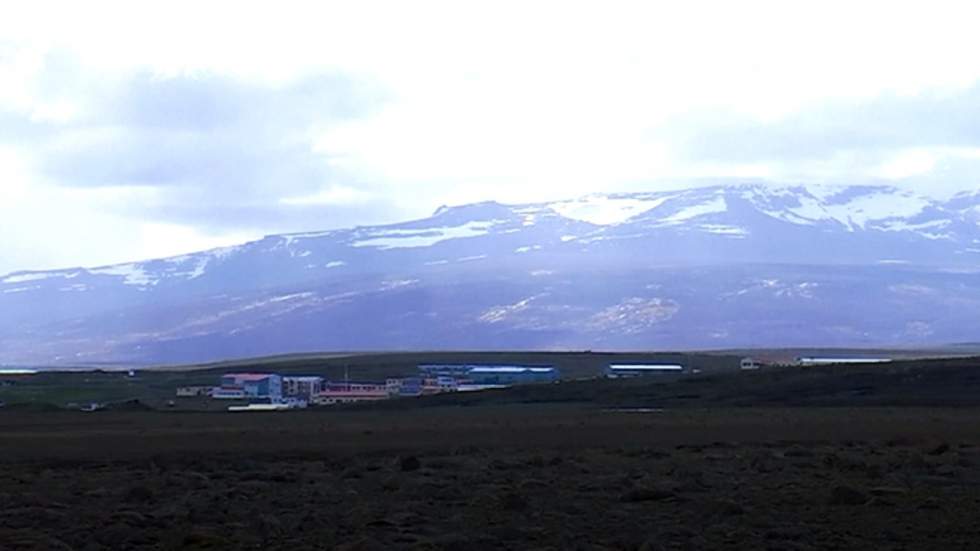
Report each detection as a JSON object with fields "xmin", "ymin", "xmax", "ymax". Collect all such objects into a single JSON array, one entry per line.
[{"xmin": 2, "ymin": 182, "xmax": 979, "ymax": 365}]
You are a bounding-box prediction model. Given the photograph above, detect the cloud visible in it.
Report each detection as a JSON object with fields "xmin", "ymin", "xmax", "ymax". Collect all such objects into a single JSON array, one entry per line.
[
  {"xmin": 279, "ymin": 185, "xmax": 375, "ymax": 207},
  {"xmin": 0, "ymin": 56, "xmax": 397, "ymax": 273},
  {"xmin": 651, "ymin": 84, "xmax": 980, "ymax": 196},
  {"xmin": 5, "ymin": 1, "xmax": 980, "ymax": 273},
  {"xmin": 668, "ymin": 85, "xmax": 980, "ymax": 163},
  {"xmin": 4, "ymin": 68, "xmax": 390, "ymax": 234}
]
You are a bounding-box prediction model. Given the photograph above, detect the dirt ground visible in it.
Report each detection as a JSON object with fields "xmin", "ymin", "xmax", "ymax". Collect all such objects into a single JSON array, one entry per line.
[{"xmin": 3, "ymin": 405, "xmax": 980, "ymax": 550}]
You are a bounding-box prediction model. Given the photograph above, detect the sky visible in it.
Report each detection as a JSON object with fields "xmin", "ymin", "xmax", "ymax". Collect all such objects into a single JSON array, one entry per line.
[{"xmin": 2, "ymin": 0, "xmax": 980, "ymax": 274}]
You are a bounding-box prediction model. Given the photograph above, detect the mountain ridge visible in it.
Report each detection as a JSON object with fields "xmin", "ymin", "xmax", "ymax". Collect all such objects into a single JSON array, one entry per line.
[
  {"xmin": 3, "ymin": 182, "xmax": 977, "ymax": 282},
  {"xmin": 2, "ymin": 182, "xmax": 979, "ymax": 364}
]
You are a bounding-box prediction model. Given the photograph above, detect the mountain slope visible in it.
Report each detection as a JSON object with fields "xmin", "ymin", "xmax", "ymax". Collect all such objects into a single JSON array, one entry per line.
[{"xmin": 2, "ymin": 183, "xmax": 979, "ymax": 364}]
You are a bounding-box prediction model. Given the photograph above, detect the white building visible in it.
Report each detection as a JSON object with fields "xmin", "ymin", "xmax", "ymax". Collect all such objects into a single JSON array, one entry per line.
[
  {"xmin": 740, "ymin": 358, "xmax": 761, "ymax": 370},
  {"xmin": 797, "ymin": 357, "xmax": 891, "ymax": 367},
  {"xmin": 605, "ymin": 364, "xmax": 684, "ymax": 378}
]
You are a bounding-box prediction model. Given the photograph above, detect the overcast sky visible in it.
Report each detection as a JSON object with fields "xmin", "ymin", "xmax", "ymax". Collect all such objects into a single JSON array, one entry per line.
[{"xmin": 2, "ymin": 1, "xmax": 980, "ymax": 274}]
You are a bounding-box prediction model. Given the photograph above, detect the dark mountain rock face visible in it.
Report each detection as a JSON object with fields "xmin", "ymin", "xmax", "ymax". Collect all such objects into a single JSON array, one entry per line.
[{"xmin": 2, "ymin": 183, "xmax": 979, "ymax": 364}]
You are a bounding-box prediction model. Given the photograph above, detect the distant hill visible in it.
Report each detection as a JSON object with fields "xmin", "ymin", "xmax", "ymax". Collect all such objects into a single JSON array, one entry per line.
[{"xmin": 2, "ymin": 182, "xmax": 979, "ymax": 364}]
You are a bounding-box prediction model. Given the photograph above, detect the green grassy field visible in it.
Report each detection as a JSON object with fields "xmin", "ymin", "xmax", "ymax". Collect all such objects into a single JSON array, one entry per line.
[{"xmin": 5, "ymin": 352, "xmax": 980, "ymax": 548}]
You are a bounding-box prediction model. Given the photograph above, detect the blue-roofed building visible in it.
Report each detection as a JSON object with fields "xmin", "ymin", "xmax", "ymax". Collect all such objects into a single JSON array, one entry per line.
[
  {"xmin": 418, "ymin": 364, "xmax": 477, "ymax": 377},
  {"xmin": 418, "ymin": 364, "xmax": 559, "ymax": 385}
]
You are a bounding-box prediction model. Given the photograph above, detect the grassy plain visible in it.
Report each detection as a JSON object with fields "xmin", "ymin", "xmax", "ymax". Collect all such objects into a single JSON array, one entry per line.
[{"xmin": 4, "ymin": 354, "xmax": 980, "ymax": 549}]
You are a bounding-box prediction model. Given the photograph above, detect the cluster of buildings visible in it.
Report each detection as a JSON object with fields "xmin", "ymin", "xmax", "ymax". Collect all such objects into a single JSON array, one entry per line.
[
  {"xmin": 177, "ymin": 359, "xmax": 825, "ymax": 410},
  {"xmin": 175, "ymin": 364, "xmax": 562, "ymax": 410}
]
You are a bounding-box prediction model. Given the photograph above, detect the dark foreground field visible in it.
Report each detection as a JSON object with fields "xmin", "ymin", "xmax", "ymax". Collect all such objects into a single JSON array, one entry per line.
[{"xmin": 3, "ymin": 404, "xmax": 980, "ymax": 550}]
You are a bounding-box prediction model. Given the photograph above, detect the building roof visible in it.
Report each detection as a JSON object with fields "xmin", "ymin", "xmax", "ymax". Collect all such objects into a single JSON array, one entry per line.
[
  {"xmin": 797, "ymin": 357, "xmax": 891, "ymax": 364},
  {"xmin": 469, "ymin": 366, "xmax": 556, "ymax": 373},
  {"xmin": 420, "ymin": 364, "xmax": 555, "ymax": 372},
  {"xmin": 608, "ymin": 364, "xmax": 684, "ymax": 371}
]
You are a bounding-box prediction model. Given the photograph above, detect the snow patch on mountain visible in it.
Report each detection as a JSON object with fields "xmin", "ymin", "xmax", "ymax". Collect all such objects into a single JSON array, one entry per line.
[
  {"xmin": 513, "ymin": 207, "xmax": 540, "ymax": 227},
  {"xmin": 281, "ymin": 230, "xmax": 334, "ymax": 243},
  {"xmin": 479, "ymin": 295, "xmax": 538, "ymax": 323},
  {"xmin": 878, "ymin": 219, "xmax": 952, "ymax": 240},
  {"xmin": 2, "ymin": 285, "xmax": 39, "ymax": 294},
  {"xmin": 90, "ymin": 264, "xmax": 156, "ymax": 287},
  {"xmin": 749, "ymin": 186, "xmax": 933, "ymax": 231},
  {"xmin": 351, "ymin": 220, "xmax": 504, "ymax": 249},
  {"xmin": 588, "ymin": 297, "xmax": 679, "ymax": 334},
  {"xmin": 380, "ymin": 279, "xmax": 418, "ymax": 290},
  {"xmin": 658, "ymin": 196, "xmax": 727, "ymax": 225},
  {"xmin": 818, "ymin": 191, "xmax": 930, "ymax": 230},
  {"xmin": 163, "ymin": 257, "xmax": 211, "ymax": 280},
  {"xmin": 1, "ymin": 271, "xmax": 81, "ymax": 284},
  {"xmin": 2, "ymin": 272, "xmax": 56, "ymax": 284},
  {"xmin": 549, "ymin": 195, "xmax": 672, "ymax": 225},
  {"xmin": 151, "ymin": 245, "xmax": 244, "ymax": 281},
  {"xmin": 59, "ymin": 284, "xmax": 90, "ymax": 292},
  {"xmin": 270, "ymin": 292, "xmax": 315, "ymax": 303},
  {"xmin": 699, "ymin": 224, "xmax": 748, "ymax": 237}
]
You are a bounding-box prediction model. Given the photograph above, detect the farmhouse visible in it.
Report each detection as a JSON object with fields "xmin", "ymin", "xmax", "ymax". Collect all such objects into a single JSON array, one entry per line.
[
  {"xmin": 740, "ymin": 358, "xmax": 761, "ymax": 370},
  {"xmin": 605, "ymin": 364, "xmax": 684, "ymax": 378}
]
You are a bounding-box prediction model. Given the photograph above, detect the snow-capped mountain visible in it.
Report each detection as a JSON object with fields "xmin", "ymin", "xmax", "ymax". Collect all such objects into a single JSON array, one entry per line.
[{"xmin": 3, "ymin": 183, "xmax": 980, "ymax": 364}]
